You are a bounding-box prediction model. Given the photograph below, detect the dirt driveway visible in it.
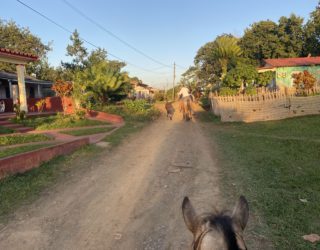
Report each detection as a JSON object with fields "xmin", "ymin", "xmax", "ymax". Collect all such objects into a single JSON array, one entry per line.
[{"xmin": 0, "ymin": 104, "xmax": 223, "ymax": 250}]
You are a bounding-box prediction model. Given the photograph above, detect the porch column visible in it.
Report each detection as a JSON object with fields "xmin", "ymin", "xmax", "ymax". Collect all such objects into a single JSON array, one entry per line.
[
  {"xmin": 16, "ymin": 64, "xmax": 28, "ymax": 112},
  {"xmin": 37, "ymin": 84, "xmax": 42, "ymax": 98},
  {"xmin": 12, "ymin": 85, "xmax": 19, "ymax": 105}
]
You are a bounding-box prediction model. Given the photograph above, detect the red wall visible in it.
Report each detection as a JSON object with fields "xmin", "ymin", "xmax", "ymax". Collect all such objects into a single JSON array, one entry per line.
[
  {"xmin": 0, "ymin": 97, "xmax": 73, "ymax": 113},
  {"xmin": 27, "ymin": 97, "xmax": 74, "ymax": 113},
  {"xmin": 1, "ymin": 96, "xmax": 123, "ymax": 124}
]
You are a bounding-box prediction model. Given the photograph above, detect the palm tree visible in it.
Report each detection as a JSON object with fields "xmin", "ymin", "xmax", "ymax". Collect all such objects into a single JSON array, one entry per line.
[
  {"xmin": 212, "ymin": 35, "xmax": 242, "ymax": 80},
  {"xmin": 76, "ymin": 60, "xmax": 129, "ymax": 104}
]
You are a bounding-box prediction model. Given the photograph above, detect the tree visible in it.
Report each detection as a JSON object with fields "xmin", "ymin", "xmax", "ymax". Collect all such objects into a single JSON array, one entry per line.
[
  {"xmin": 223, "ymin": 63, "xmax": 258, "ymax": 89},
  {"xmin": 239, "ymin": 20, "xmax": 284, "ymax": 63},
  {"xmin": 212, "ymin": 35, "xmax": 242, "ymax": 79},
  {"xmin": 0, "ymin": 19, "xmax": 52, "ymax": 78},
  {"xmin": 292, "ymin": 70, "xmax": 316, "ymax": 94},
  {"xmin": 66, "ymin": 29, "xmax": 87, "ymax": 67},
  {"xmin": 256, "ymin": 71, "xmax": 275, "ymax": 86},
  {"xmin": 278, "ymin": 14, "xmax": 304, "ymax": 57},
  {"xmin": 60, "ymin": 30, "xmax": 88, "ymax": 80},
  {"xmin": 51, "ymin": 80, "xmax": 73, "ymax": 114},
  {"xmin": 74, "ymin": 56, "xmax": 129, "ymax": 105},
  {"xmin": 33, "ymin": 59, "xmax": 58, "ymax": 81},
  {"xmin": 239, "ymin": 15, "xmax": 305, "ymax": 63},
  {"xmin": 194, "ymin": 34, "xmax": 242, "ymax": 83},
  {"xmin": 304, "ymin": 2, "xmax": 320, "ymax": 56}
]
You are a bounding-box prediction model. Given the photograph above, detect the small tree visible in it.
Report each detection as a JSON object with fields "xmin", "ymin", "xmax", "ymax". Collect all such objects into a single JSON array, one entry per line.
[
  {"xmin": 75, "ymin": 60, "xmax": 128, "ymax": 106},
  {"xmin": 223, "ymin": 63, "xmax": 258, "ymax": 90},
  {"xmin": 256, "ymin": 71, "xmax": 275, "ymax": 86},
  {"xmin": 51, "ymin": 80, "xmax": 73, "ymax": 114},
  {"xmin": 291, "ymin": 70, "xmax": 316, "ymax": 95}
]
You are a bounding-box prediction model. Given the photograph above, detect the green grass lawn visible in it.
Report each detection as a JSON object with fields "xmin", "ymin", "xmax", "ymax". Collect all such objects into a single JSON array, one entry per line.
[
  {"xmin": 60, "ymin": 126, "xmax": 115, "ymax": 136},
  {"xmin": 0, "ymin": 126, "xmax": 14, "ymax": 134},
  {"xmin": 0, "ymin": 134, "xmax": 52, "ymax": 146},
  {"xmin": 200, "ymin": 112, "xmax": 320, "ymax": 250},
  {"xmin": 11, "ymin": 115, "xmax": 107, "ymax": 130},
  {"xmin": 0, "ymin": 143, "xmax": 55, "ymax": 158}
]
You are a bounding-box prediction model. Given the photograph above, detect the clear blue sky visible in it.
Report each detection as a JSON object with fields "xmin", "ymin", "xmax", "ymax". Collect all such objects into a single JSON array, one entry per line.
[{"xmin": 2, "ymin": 0, "xmax": 319, "ymax": 88}]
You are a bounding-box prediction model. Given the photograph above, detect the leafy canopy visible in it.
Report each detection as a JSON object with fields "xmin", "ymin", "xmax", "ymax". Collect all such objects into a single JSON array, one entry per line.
[
  {"xmin": 74, "ymin": 49, "xmax": 129, "ymax": 105},
  {"xmin": 194, "ymin": 34, "xmax": 242, "ymax": 83},
  {"xmin": 223, "ymin": 63, "xmax": 258, "ymax": 88},
  {"xmin": 0, "ymin": 19, "xmax": 55, "ymax": 80}
]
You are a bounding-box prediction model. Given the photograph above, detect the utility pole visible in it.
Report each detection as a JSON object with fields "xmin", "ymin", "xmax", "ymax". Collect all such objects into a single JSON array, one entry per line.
[
  {"xmin": 165, "ymin": 78, "xmax": 169, "ymax": 97},
  {"xmin": 172, "ymin": 62, "xmax": 176, "ymax": 100}
]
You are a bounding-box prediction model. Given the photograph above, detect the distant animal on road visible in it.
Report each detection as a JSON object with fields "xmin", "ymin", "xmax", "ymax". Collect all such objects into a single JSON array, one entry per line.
[
  {"xmin": 165, "ymin": 101, "xmax": 175, "ymax": 120},
  {"xmin": 182, "ymin": 196, "xmax": 249, "ymax": 250}
]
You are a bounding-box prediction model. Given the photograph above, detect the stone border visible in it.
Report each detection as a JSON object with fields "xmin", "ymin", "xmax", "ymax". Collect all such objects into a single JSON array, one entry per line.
[{"xmin": 0, "ymin": 138, "xmax": 89, "ymax": 179}]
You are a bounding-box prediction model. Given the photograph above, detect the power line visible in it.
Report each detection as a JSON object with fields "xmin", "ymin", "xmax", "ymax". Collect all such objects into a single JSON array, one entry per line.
[
  {"xmin": 15, "ymin": 0, "xmax": 170, "ymax": 75},
  {"xmin": 176, "ymin": 63, "xmax": 188, "ymax": 70},
  {"xmin": 62, "ymin": 0, "xmax": 172, "ymax": 69}
]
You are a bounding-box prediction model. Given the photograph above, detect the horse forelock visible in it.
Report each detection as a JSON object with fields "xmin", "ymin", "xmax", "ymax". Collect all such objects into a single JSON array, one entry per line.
[{"xmin": 193, "ymin": 212, "xmax": 242, "ymax": 250}]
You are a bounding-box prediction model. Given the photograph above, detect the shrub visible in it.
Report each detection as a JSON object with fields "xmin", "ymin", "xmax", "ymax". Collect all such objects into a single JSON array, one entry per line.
[
  {"xmin": 35, "ymin": 99, "xmax": 46, "ymax": 112},
  {"xmin": 292, "ymin": 70, "xmax": 316, "ymax": 95},
  {"xmin": 244, "ymin": 86, "xmax": 257, "ymax": 95},
  {"xmin": 101, "ymin": 100, "xmax": 160, "ymax": 121},
  {"xmin": 123, "ymin": 99, "xmax": 152, "ymax": 113},
  {"xmin": 153, "ymin": 91, "xmax": 165, "ymax": 101},
  {"xmin": 74, "ymin": 109, "xmax": 86, "ymax": 120},
  {"xmin": 199, "ymin": 96, "xmax": 211, "ymax": 110},
  {"xmin": 219, "ymin": 87, "xmax": 238, "ymax": 96},
  {"xmin": 13, "ymin": 104, "xmax": 26, "ymax": 120}
]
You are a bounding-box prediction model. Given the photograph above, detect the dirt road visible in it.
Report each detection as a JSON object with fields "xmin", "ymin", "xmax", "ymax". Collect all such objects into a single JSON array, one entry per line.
[{"xmin": 0, "ymin": 104, "xmax": 223, "ymax": 250}]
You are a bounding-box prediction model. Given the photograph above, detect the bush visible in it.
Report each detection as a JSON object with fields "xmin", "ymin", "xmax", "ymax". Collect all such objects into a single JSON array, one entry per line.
[
  {"xmin": 199, "ymin": 96, "xmax": 211, "ymax": 110},
  {"xmin": 13, "ymin": 104, "xmax": 26, "ymax": 120},
  {"xmin": 153, "ymin": 91, "xmax": 165, "ymax": 101},
  {"xmin": 35, "ymin": 99, "xmax": 46, "ymax": 112},
  {"xmin": 219, "ymin": 87, "xmax": 238, "ymax": 96},
  {"xmin": 74, "ymin": 109, "xmax": 86, "ymax": 120},
  {"xmin": 244, "ymin": 86, "xmax": 257, "ymax": 95},
  {"xmin": 101, "ymin": 99, "xmax": 160, "ymax": 121},
  {"xmin": 123, "ymin": 99, "xmax": 152, "ymax": 113}
]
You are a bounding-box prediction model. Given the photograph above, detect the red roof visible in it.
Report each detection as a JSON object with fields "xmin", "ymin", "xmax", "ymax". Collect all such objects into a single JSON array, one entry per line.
[
  {"xmin": 0, "ymin": 47, "xmax": 38, "ymax": 61},
  {"xmin": 264, "ymin": 56, "xmax": 320, "ymax": 67}
]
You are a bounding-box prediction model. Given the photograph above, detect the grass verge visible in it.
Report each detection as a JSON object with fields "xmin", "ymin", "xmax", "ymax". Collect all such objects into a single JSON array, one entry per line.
[
  {"xmin": 60, "ymin": 126, "xmax": 115, "ymax": 136},
  {"xmin": 0, "ymin": 145, "xmax": 99, "ymax": 223},
  {"xmin": 0, "ymin": 126, "xmax": 14, "ymax": 134},
  {"xmin": 103, "ymin": 121, "xmax": 145, "ymax": 147},
  {"xmin": 200, "ymin": 112, "xmax": 320, "ymax": 250},
  {"xmin": 0, "ymin": 134, "xmax": 52, "ymax": 146},
  {"xmin": 11, "ymin": 115, "xmax": 106, "ymax": 130},
  {"xmin": 0, "ymin": 143, "xmax": 55, "ymax": 159}
]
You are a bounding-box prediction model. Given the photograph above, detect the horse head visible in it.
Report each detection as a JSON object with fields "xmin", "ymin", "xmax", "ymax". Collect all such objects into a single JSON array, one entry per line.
[{"xmin": 182, "ymin": 196, "xmax": 249, "ymax": 250}]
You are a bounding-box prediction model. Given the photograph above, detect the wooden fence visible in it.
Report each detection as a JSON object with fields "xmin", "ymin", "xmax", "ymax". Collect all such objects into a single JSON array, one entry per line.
[{"xmin": 210, "ymin": 87, "xmax": 320, "ymax": 122}]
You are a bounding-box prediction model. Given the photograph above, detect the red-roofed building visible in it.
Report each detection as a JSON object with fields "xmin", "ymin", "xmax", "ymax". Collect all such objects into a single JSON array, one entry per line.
[
  {"xmin": 0, "ymin": 48, "xmax": 39, "ymax": 113},
  {"xmin": 258, "ymin": 56, "xmax": 320, "ymax": 88}
]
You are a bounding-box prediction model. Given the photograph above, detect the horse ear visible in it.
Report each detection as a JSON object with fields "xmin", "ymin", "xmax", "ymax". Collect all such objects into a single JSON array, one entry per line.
[
  {"xmin": 182, "ymin": 197, "xmax": 197, "ymax": 234},
  {"xmin": 232, "ymin": 196, "xmax": 249, "ymax": 231}
]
